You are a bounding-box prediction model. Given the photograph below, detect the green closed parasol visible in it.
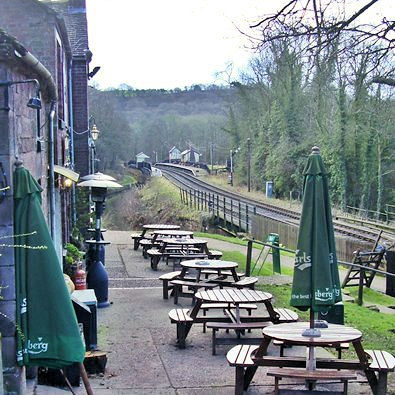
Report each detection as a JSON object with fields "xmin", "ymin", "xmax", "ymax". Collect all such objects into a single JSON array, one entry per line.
[
  {"xmin": 290, "ymin": 147, "xmax": 342, "ymax": 337},
  {"xmin": 14, "ymin": 165, "xmax": 85, "ymax": 368}
]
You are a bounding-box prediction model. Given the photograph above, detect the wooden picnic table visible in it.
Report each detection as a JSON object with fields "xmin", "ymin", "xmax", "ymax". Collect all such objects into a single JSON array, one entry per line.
[
  {"xmin": 169, "ymin": 289, "xmax": 288, "ymax": 349},
  {"xmin": 143, "ymin": 224, "xmax": 180, "ymax": 231},
  {"xmin": 171, "ymin": 260, "xmax": 240, "ymax": 304},
  {"xmin": 147, "ymin": 238, "xmax": 209, "ymax": 270},
  {"xmin": 141, "ymin": 230, "xmax": 194, "ymax": 258},
  {"xmin": 230, "ymin": 321, "xmax": 393, "ymax": 395},
  {"xmin": 152, "ymin": 230, "xmax": 193, "ymax": 238},
  {"xmin": 195, "ymin": 289, "xmax": 273, "ymax": 324},
  {"xmin": 179, "ymin": 259, "xmax": 239, "ymax": 282},
  {"xmin": 161, "ymin": 237, "xmax": 209, "ymax": 255},
  {"xmin": 131, "ymin": 224, "xmax": 180, "ymax": 250}
]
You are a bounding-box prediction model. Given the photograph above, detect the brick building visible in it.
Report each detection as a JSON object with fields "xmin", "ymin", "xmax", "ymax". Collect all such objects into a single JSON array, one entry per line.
[
  {"xmin": 44, "ymin": 0, "xmax": 92, "ymax": 177},
  {"xmin": 0, "ymin": 0, "xmax": 92, "ymax": 392}
]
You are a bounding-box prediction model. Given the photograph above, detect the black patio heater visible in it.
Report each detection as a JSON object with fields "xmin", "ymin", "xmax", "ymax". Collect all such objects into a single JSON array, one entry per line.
[{"xmin": 77, "ymin": 175, "xmax": 122, "ymax": 308}]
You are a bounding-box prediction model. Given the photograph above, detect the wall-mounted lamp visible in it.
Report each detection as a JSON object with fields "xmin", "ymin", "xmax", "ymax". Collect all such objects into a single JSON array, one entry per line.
[
  {"xmin": 0, "ymin": 79, "xmax": 41, "ymax": 109},
  {"xmin": 27, "ymin": 94, "xmax": 42, "ymax": 110},
  {"xmin": 63, "ymin": 177, "xmax": 73, "ymax": 189},
  {"xmin": 0, "ymin": 79, "xmax": 42, "ymax": 152}
]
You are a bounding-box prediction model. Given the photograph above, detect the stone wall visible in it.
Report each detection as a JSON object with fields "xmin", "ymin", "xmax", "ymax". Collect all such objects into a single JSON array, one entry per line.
[
  {"xmin": 0, "ymin": 0, "xmax": 57, "ymax": 79},
  {"xmin": 0, "ymin": 64, "xmax": 50, "ymax": 394}
]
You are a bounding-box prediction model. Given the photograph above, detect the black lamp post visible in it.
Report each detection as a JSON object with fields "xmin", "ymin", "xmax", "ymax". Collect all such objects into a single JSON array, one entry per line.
[{"xmin": 77, "ymin": 176, "xmax": 121, "ymax": 308}]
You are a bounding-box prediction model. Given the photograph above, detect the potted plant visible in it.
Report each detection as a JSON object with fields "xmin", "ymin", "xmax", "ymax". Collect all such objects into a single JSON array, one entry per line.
[{"xmin": 64, "ymin": 242, "xmax": 84, "ymax": 280}]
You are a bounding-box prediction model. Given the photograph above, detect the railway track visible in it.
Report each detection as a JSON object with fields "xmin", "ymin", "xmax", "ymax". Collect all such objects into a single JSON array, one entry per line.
[{"xmin": 157, "ymin": 163, "xmax": 393, "ymax": 244}]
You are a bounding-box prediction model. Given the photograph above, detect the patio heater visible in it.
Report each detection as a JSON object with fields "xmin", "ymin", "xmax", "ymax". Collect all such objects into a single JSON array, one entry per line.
[
  {"xmin": 80, "ymin": 172, "xmax": 117, "ymax": 263},
  {"xmin": 77, "ymin": 175, "xmax": 122, "ymax": 308}
]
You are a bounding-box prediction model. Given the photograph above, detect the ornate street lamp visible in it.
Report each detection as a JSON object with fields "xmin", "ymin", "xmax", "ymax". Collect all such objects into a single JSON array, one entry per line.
[{"xmin": 91, "ymin": 124, "xmax": 100, "ymax": 141}]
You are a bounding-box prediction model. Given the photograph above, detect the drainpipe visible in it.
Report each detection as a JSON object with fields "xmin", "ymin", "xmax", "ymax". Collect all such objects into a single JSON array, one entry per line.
[
  {"xmin": 18, "ymin": 47, "xmax": 58, "ymax": 238},
  {"xmin": 68, "ymin": 59, "xmax": 77, "ymax": 225},
  {"xmin": 48, "ymin": 101, "xmax": 57, "ymax": 239},
  {"xmin": 4, "ymin": 34, "xmax": 58, "ymax": 238},
  {"xmin": 17, "ymin": 50, "xmax": 57, "ymax": 100}
]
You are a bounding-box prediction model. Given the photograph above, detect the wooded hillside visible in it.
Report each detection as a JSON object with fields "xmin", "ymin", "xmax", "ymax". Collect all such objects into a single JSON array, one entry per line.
[{"xmin": 89, "ymin": 85, "xmax": 232, "ymax": 169}]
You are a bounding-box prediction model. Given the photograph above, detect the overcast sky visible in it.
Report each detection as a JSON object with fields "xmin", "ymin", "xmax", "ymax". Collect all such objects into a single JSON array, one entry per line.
[{"xmin": 86, "ymin": 0, "xmax": 394, "ymax": 90}]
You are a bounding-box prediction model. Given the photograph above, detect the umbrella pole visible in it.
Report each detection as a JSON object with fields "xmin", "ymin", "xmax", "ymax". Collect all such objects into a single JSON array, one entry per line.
[
  {"xmin": 59, "ymin": 369, "xmax": 77, "ymax": 394},
  {"xmin": 79, "ymin": 362, "xmax": 94, "ymax": 395},
  {"xmin": 307, "ymin": 309, "xmax": 316, "ymax": 371},
  {"xmin": 310, "ymin": 308, "xmax": 314, "ymax": 329},
  {"xmin": 302, "ymin": 309, "xmax": 321, "ymax": 337}
]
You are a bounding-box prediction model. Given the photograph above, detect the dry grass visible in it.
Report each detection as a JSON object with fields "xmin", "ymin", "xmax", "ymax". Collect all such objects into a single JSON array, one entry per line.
[{"xmin": 103, "ymin": 177, "xmax": 203, "ymax": 230}]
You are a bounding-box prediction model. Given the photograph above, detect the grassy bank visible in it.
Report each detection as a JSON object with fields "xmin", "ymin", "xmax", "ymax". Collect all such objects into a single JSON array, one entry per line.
[{"xmin": 103, "ymin": 177, "xmax": 203, "ymax": 230}]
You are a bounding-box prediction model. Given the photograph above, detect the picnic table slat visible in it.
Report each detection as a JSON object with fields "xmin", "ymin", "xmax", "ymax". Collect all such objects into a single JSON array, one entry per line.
[
  {"xmin": 222, "ymin": 289, "xmax": 238, "ymax": 303},
  {"xmin": 228, "ymin": 288, "xmax": 249, "ymax": 303},
  {"xmin": 240, "ymin": 288, "xmax": 260, "ymax": 302}
]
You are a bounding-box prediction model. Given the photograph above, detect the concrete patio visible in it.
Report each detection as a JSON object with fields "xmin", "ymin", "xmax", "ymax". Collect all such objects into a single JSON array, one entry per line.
[{"xmin": 33, "ymin": 230, "xmax": 378, "ymax": 394}]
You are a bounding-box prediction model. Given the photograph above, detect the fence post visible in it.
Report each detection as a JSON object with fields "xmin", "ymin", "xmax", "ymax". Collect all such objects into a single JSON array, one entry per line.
[
  {"xmin": 238, "ymin": 201, "xmax": 242, "ymax": 229},
  {"xmin": 179, "ymin": 188, "xmax": 183, "ymax": 204},
  {"xmin": 357, "ymin": 267, "xmax": 365, "ymax": 306},
  {"xmin": 223, "ymin": 196, "xmax": 226, "ymax": 226},
  {"xmin": 246, "ymin": 240, "xmax": 253, "ymax": 276},
  {"xmin": 204, "ymin": 192, "xmax": 207, "ymax": 211},
  {"xmin": 253, "ymin": 206, "xmax": 257, "ymax": 215},
  {"xmin": 194, "ymin": 190, "xmax": 196, "ymax": 209},
  {"xmin": 216, "ymin": 194, "xmax": 219, "ymax": 217},
  {"xmin": 230, "ymin": 198, "xmax": 234, "ymax": 228},
  {"xmin": 246, "ymin": 204, "xmax": 249, "ymax": 233},
  {"xmin": 190, "ymin": 189, "xmax": 193, "ymax": 208},
  {"xmin": 386, "ymin": 251, "xmax": 395, "ymax": 297}
]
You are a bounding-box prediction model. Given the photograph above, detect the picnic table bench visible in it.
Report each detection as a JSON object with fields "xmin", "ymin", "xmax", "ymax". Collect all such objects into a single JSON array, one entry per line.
[
  {"xmin": 207, "ymin": 307, "xmax": 298, "ymax": 355},
  {"xmin": 170, "ymin": 279, "xmax": 218, "ymax": 304},
  {"xmin": 158, "ymin": 271, "xmax": 181, "ymax": 299},
  {"xmin": 267, "ymin": 367, "xmax": 356, "ymax": 394}
]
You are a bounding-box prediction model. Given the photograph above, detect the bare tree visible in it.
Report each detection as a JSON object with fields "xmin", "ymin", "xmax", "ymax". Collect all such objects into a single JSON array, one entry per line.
[{"xmin": 248, "ymin": 0, "xmax": 394, "ymax": 85}]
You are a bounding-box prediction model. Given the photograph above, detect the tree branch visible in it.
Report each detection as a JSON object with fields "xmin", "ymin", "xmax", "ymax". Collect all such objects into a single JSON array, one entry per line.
[{"xmin": 370, "ymin": 76, "xmax": 395, "ymax": 86}]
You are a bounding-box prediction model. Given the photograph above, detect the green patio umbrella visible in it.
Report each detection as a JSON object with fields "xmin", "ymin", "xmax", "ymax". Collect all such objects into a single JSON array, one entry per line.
[
  {"xmin": 14, "ymin": 165, "xmax": 85, "ymax": 368},
  {"xmin": 290, "ymin": 147, "xmax": 342, "ymax": 336}
]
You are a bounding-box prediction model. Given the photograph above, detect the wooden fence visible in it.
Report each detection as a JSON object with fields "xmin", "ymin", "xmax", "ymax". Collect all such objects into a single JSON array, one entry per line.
[
  {"xmin": 251, "ymin": 214, "xmax": 372, "ymax": 263},
  {"xmin": 179, "ymin": 187, "xmax": 374, "ymax": 262}
]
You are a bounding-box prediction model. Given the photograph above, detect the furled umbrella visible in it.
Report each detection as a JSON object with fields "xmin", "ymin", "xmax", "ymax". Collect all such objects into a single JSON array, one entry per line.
[
  {"xmin": 14, "ymin": 164, "xmax": 85, "ymax": 368},
  {"xmin": 290, "ymin": 147, "xmax": 342, "ymax": 366}
]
